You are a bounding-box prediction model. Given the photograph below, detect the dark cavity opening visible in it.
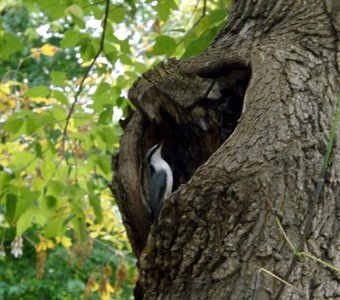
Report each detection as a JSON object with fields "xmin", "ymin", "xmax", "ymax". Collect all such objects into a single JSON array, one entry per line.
[{"xmin": 143, "ymin": 65, "xmax": 251, "ymax": 191}]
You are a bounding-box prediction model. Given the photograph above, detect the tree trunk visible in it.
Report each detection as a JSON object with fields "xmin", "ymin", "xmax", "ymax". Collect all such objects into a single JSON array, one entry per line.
[{"xmin": 111, "ymin": 0, "xmax": 340, "ymax": 299}]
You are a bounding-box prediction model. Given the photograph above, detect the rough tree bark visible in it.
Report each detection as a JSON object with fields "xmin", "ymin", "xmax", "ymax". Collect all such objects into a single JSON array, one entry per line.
[{"xmin": 110, "ymin": 0, "xmax": 340, "ymax": 299}]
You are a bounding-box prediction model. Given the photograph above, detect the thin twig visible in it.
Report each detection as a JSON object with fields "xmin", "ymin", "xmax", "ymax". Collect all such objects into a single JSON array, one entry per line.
[
  {"xmin": 82, "ymin": 0, "xmax": 106, "ymax": 9},
  {"xmin": 259, "ymin": 268, "xmax": 303, "ymax": 294},
  {"xmin": 301, "ymin": 252, "xmax": 340, "ymax": 273},
  {"xmin": 276, "ymin": 218, "xmax": 296, "ymax": 253},
  {"xmin": 191, "ymin": 0, "xmax": 207, "ymax": 29},
  {"xmin": 93, "ymin": 238, "xmax": 136, "ymax": 263},
  {"xmin": 62, "ymin": 0, "xmax": 110, "ymax": 150},
  {"xmin": 177, "ymin": 0, "xmax": 208, "ymax": 46}
]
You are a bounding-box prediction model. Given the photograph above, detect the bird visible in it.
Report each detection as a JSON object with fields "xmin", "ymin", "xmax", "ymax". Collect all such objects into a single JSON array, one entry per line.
[{"xmin": 145, "ymin": 142, "xmax": 173, "ymax": 221}]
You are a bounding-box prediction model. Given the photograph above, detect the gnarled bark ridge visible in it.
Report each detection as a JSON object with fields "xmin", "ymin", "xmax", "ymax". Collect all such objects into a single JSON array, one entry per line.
[{"xmin": 111, "ymin": 0, "xmax": 340, "ymax": 299}]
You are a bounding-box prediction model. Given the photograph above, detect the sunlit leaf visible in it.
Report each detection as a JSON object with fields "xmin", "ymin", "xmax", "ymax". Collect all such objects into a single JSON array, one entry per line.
[
  {"xmin": 89, "ymin": 194, "xmax": 103, "ymax": 223},
  {"xmin": 6, "ymin": 193, "xmax": 17, "ymax": 223},
  {"xmin": 109, "ymin": 5, "xmax": 126, "ymax": 23},
  {"xmin": 26, "ymin": 114, "xmax": 43, "ymax": 134},
  {"xmin": 44, "ymin": 217, "xmax": 63, "ymax": 238},
  {"xmin": 46, "ymin": 181, "xmax": 64, "ymax": 199},
  {"xmin": 65, "ymin": 4, "xmax": 83, "ymax": 17},
  {"xmin": 24, "ymin": 85, "xmax": 50, "ymax": 98},
  {"xmin": 60, "ymin": 29, "xmax": 81, "ymax": 48},
  {"xmin": 56, "ymin": 236, "xmax": 72, "ymax": 249},
  {"xmin": 14, "ymin": 187, "xmax": 39, "ymax": 222},
  {"xmin": 0, "ymin": 171, "xmax": 11, "ymax": 191},
  {"xmin": 0, "ymin": 84, "xmax": 10, "ymax": 95},
  {"xmin": 52, "ymin": 90, "xmax": 69, "ymax": 106},
  {"xmin": 2, "ymin": 115, "xmax": 25, "ymax": 134},
  {"xmin": 0, "ymin": 32, "xmax": 24, "ymax": 60},
  {"xmin": 41, "ymin": 43, "xmax": 59, "ymax": 56},
  {"xmin": 51, "ymin": 71, "xmax": 66, "ymax": 87},
  {"xmin": 96, "ymin": 156, "xmax": 111, "ymax": 177},
  {"xmin": 151, "ymin": 35, "xmax": 177, "ymax": 56},
  {"xmin": 16, "ymin": 207, "xmax": 34, "ymax": 236},
  {"xmin": 10, "ymin": 151, "xmax": 36, "ymax": 170},
  {"xmin": 156, "ymin": 0, "xmax": 178, "ymax": 22}
]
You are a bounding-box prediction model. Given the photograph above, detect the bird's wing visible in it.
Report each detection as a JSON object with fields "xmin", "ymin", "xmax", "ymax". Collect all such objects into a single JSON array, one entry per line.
[{"xmin": 149, "ymin": 169, "xmax": 167, "ymax": 220}]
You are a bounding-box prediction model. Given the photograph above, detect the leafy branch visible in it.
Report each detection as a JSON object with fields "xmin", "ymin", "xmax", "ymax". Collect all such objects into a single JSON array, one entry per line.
[{"xmin": 62, "ymin": 0, "xmax": 111, "ymax": 151}]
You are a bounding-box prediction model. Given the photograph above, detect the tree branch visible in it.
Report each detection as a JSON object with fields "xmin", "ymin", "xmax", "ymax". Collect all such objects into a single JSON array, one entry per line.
[{"xmin": 62, "ymin": 0, "xmax": 110, "ymax": 150}]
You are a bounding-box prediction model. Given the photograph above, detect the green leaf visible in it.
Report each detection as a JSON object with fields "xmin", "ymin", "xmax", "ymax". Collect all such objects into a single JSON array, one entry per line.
[
  {"xmin": 119, "ymin": 39, "xmax": 131, "ymax": 54},
  {"xmin": 89, "ymin": 194, "xmax": 103, "ymax": 223},
  {"xmin": 47, "ymin": 104, "xmax": 67, "ymax": 122},
  {"xmin": 109, "ymin": 5, "xmax": 126, "ymax": 23},
  {"xmin": 11, "ymin": 151, "xmax": 36, "ymax": 170},
  {"xmin": 14, "ymin": 187, "xmax": 39, "ymax": 221},
  {"xmin": 182, "ymin": 34, "xmax": 213, "ymax": 58},
  {"xmin": 26, "ymin": 114, "xmax": 43, "ymax": 135},
  {"xmin": 34, "ymin": 142, "xmax": 43, "ymax": 158},
  {"xmin": 72, "ymin": 216, "xmax": 86, "ymax": 241},
  {"xmin": 46, "ymin": 181, "xmax": 64, "ymax": 199},
  {"xmin": 91, "ymin": 82, "xmax": 117, "ymax": 112},
  {"xmin": 134, "ymin": 62, "xmax": 148, "ymax": 74},
  {"xmin": 2, "ymin": 115, "xmax": 25, "ymax": 134},
  {"xmin": 50, "ymin": 71, "xmax": 66, "ymax": 87},
  {"xmin": 60, "ymin": 29, "xmax": 80, "ymax": 48},
  {"xmin": 16, "ymin": 207, "xmax": 34, "ymax": 236},
  {"xmin": 65, "ymin": 4, "xmax": 83, "ymax": 17},
  {"xmin": 96, "ymin": 156, "xmax": 111, "ymax": 177},
  {"xmin": 44, "ymin": 217, "xmax": 63, "ymax": 238},
  {"xmin": 0, "ymin": 32, "xmax": 24, "ymax": 60},
  {"xmin": 6, "ymin": 193, "xmax": 17, "ymax": 223},
  {"xmin": 0, "ymin": 171, "xmax": 11, "ymax": 191},
  {"xmin": 151, "ymin": 35, "xmax": 177, "ymax": 56},
  {"xmin": 208, "ymin": 9, "xmax": 227, "ymax": 24},
  {"xmin": 35, "ymin": 0, "xmax": 66, "ymax": 20},
  {"xmin": 156, "ymin": 0, "xmax": 178, "ymax": 22},
  {"xmin": 103, "ymin": 44, "xmax": 118, "ymax": 62},
  {"xmin": 98, "ymin": 106, "xmax": 113, "ymax": 124},
  {"xmin": 120, "ymin": 54, "xmax": 133, "ymax": 65},
  {"xmin": 52, "ymin": 90, "xmax": 69, "ymax": 106},
  {"xmin": 24, "ymin": 85, "xmax": 50, "ymax": 97},
  {"xmin": 80, "ymin": 42, "xmax": 96, "ymax": 62},
  {"xmin": 96, "ymin": 125, "xmax": 119, "ymax": 146},
  {"xmin": 46, "ymin": 195, "xmax": 57, "ymax": 209}
]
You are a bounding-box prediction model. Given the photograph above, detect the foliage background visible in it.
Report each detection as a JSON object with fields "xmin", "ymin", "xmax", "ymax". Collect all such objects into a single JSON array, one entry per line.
[{"xmin": 0, "ymin": 0, "xmax": 230, "ymax": 298}]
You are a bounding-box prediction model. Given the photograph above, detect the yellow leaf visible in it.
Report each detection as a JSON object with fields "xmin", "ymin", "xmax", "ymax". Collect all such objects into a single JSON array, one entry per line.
[
  {"xmin": 36, "ymin": 242, "xmax": 44, "ymax": 252},
  {"xmin": 89, "ymin": 280, "xmax": 99, "ymax": 292},
  {"xmin": 36, "ymin": 237, "xmax": 55, "ymax": 252},
  {"xmin": 106, "ymin": 282, "xmax": 114, "ymax": 293},
  {"xmin": 31, "ymin": 48, "xmax": 41, "ymax": 59},
  {"xmin": 46, "ymin": 239, "xmax": 54, "ymax": 249},
  {"xmin": 41, "ymin": 44, "xmax": 59, "ymax": 56},
  {"xmin": 100, "ymin": 292, "xmax": 110, "ymax": 300},
  {"xmin": 0, "ymin": 103, "xmax": 6, "ymax": 113},
  {"xmin": 8, "ymin": 98, "xmax": 16, "ymax": 108},
  {"xmin": 30, "ymin": 97, "xmax": 49, "ymax": 104},
  {"xmin": 99, "ymin": 281, "xmax": 114, "ymax": 300},
  {"xmin": 61, "ymin": 236, "xmax": 72, "ymax": 249},
  {"xmin": 0, "ymin": 85, "xmax": 10, "ymax": 95},
  {"xmin": 6, "ymin": 80, "xmax": 22, "ymax": 86}
]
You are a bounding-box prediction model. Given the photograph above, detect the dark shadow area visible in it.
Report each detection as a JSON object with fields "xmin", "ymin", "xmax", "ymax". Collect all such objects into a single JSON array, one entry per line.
[{"xmin": 141, "ymin": 66, "xmax": 251, "ymax": 192}]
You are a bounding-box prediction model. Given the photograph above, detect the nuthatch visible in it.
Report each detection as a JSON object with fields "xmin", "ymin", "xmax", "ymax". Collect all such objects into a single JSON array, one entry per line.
[{"xmin": 145, "ymin": 142, "xmax": 173, "ymax": 221}]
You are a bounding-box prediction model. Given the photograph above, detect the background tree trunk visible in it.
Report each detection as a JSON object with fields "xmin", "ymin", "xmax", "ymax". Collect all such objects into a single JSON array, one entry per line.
[{"xmin": 111, "ymin": 0, "xmax": 340, "ymax": 299}]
